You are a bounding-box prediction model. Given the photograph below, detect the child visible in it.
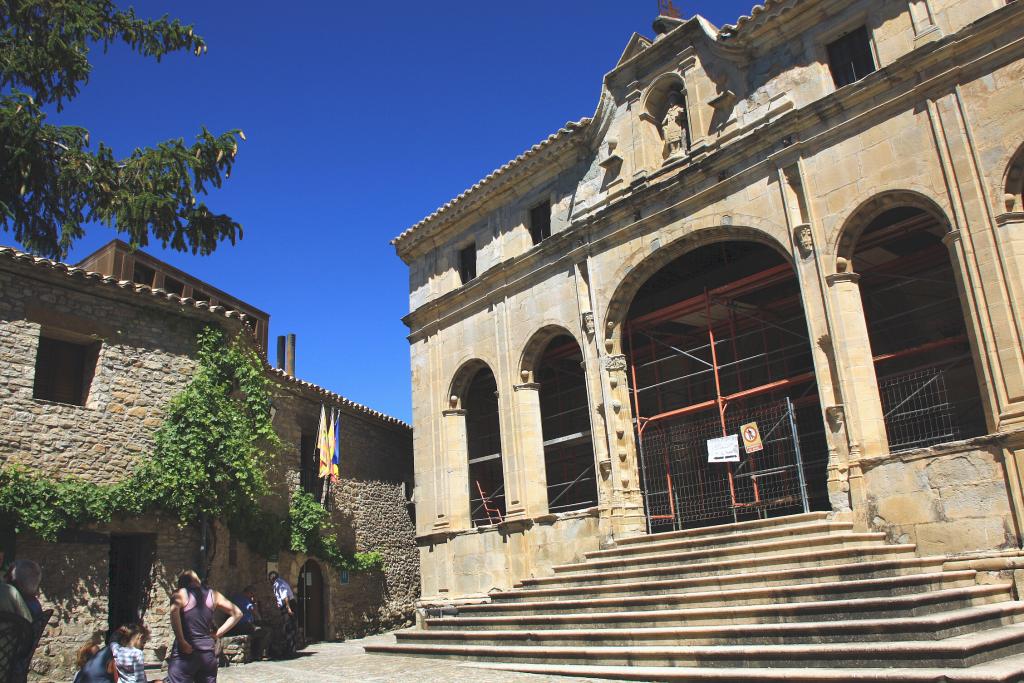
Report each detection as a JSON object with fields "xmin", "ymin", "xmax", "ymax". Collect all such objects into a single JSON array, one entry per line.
[
  {"xmin": 110, "ymin": 623, "xmax": 161, "ymax": 683},
  {"xmin": 72, "ymin": 633, "xmax": 113, "ymax": 683}
]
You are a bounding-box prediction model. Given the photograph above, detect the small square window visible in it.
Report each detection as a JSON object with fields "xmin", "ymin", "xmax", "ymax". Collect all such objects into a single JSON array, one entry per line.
[
  {"xmin": 458, "ymin": 244, "xmax": 477, "ymax": 285},
  {"xmin": 826, "ymin": 26, "xmax": 876, "ymax": 88},
  {"xmin": 33, "ymin": 335, "xmax": 100, "ymax": 406},
  {"xmin": 132, "ymin": 263, "xmax": 155, "ymax": 287},
  {"xmin": 529, "ymin": 201, "xmax": 552, "ymax": 245}
]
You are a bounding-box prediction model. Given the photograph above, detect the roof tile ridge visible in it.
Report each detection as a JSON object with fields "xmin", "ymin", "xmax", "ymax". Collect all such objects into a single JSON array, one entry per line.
[
  {"xmin": 391, "ymin": 118, "xmax": 592, "ymax": 247},
  {"xmin": 266, "ymin": 366, "xmax": 411, "ymax": 430}
]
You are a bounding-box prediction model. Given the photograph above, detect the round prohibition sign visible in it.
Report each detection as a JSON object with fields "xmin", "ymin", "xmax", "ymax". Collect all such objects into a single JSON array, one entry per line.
[{"xmin": 743, "ymin": 426, "xmax": 758, "ymax": 443}]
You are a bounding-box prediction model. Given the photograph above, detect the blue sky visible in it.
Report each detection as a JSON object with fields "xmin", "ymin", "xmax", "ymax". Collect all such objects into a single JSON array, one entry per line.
[{"xmin": 9, "ymin": 1, "xmax": 757, "ymax": 423}]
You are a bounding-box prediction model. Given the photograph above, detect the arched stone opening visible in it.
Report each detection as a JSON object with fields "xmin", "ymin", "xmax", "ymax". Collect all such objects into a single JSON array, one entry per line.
[
  {"xmin": 531, "ymin": 333, "xmax": 598, "ymax": 514},
  {"xmin": 1003, "ymin": 143, "xmax": 1024, "ymax": 213},
  {"xmin": 460, "ymin": 364, "xmax": 506, "ymax": 526},
  {"xmin": 624, "ymin": 240, "xmax": 829, "ymax": 531},
  {"xmin": 296, "ymin": 559, "xmax": 325, "ymax": 644},
  {"xmin": 846, "ymin": 204, "xmax": 987, "ymax": 449},
  {"xmin": 640, "ymin": 73, "xmax": 690, "ymax": 169}
]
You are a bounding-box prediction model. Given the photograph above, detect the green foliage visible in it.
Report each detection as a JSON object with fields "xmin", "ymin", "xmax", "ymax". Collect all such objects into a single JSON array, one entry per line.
[
  {"xmin": 0, "ymin": 326, "xmax": 383, "ymax": 573},
  {"xmin": 286, "ymin": 491, "xmax": 384, "ymax": 572},
  {"xmin": 135, "ymin": 327, "xmax": 281, "ymax": 524},
  {"xmin": 0, "ymin": 1, "xmax": 243, "ymax": 259}
]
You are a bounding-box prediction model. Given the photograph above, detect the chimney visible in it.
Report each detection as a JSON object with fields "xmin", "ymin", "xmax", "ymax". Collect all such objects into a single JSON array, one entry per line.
[
  {"xmin": 276, "ymin": 336, "xmax": 286, "ymax": 370},
  {"xmin": 286, "ymin": 333, "xmax": 296, "ymax": 376}
]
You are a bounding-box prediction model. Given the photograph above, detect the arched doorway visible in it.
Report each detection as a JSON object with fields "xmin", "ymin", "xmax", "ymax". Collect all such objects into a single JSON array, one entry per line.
[
  {"xmin": 536, "ymin": 335, "xmax": 598, "ymax": 513},
  {"xmin": 464, "ymin": 366, "xmax": 505, "ymax": 526},
  {"xmin": 296, "ymin": 559, "xmax": 325, "ymax": 643},
  {"xmin": 624, "ymin": 241, "xmax": 828, "ymax": 532},
  {"xmin": 851, "ymin": 206, "xmax": 986, "ymax": 449}
]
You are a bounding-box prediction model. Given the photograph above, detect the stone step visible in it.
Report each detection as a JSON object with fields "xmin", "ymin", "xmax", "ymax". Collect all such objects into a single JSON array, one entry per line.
[
  {"xmin": 424, "ymin": 584, "xmax": 1013, "ymax": 631},
  {"xmin": 459, "ymin": 570, "xmax": 978, "ymax": 616},
  {"xmin": 586, "ymin": 520, "xmax": 854, "ymax": 560},
  {"xmin": 499, "ymin": 556, "xmax": 947, "ymax": 602},
  {"xmin": 551, "ymin": 532, "xmax": 890, "ymax": 575},
  {"xmin": 611, "ymin": 511, "xmax": 832, "ymax": 547},
  {"xmin": 399, "ymin": 602, "xmax": 1024, "ymax": 647},
  {"xmin": 364, "ymin": 622, "xmax": 1024, "ymax": 669},
  {"xmin": 465, "ymin": 654, "xmax": 1024, "ymax": 682},
  {"xmin": 521, "ymin": 543, "xmax": 919, "ymax": 589}
]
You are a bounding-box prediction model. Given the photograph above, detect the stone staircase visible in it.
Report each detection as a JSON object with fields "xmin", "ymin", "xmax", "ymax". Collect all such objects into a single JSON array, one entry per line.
[{"xmin": 365, "ymin": 512, "xmax": 1024, "ymax": 681}]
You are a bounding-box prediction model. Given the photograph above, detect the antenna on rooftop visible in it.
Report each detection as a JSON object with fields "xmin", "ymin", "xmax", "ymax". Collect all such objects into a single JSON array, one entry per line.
[{"xmin": 657, "ymin": 0, "xmax": 682, "ymax": 18}]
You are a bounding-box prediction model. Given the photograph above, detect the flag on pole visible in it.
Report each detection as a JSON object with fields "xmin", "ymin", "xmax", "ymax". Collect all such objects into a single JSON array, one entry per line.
[
  {"xmin": 316, "ymin": 405, "xmax": 330, "ymax": 478},
  {"xmin": 326, "ymin": 408, "xmax": 337, "ymax": 481},
  {"xmin": 330, "ymin": 410, "xmax": 341, "ymax": 481}
]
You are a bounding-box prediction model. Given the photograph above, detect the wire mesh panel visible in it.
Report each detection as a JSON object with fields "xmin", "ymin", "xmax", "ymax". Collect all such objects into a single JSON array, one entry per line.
[
  {"xmin": 638, "ymin": 399, "xmax": 809, "ymax": 532},
  {"xmin": 877, "ymin": 359, "xmax": 985, "ymax": 452}
]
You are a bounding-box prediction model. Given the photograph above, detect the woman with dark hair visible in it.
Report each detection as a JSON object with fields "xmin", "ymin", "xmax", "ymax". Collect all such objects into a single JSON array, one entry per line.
[{"xmin": 165, "ymin": 570, "xmax": 242, "ymax": 683}]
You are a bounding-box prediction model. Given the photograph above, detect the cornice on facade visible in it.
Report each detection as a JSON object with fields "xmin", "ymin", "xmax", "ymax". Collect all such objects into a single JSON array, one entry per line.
[{"xmin": 390, "ymin": 119, "xmax": 591, "ymax": 261}]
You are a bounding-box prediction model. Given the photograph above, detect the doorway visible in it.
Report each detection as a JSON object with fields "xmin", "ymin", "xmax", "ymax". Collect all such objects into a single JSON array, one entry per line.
[
  {"xmin": 108, "ymin": 535, "xmax": 154, "ymax": 632},
  {"xmin": 297, "ymin": 559, "xmax": 325, "ymax": 643}
]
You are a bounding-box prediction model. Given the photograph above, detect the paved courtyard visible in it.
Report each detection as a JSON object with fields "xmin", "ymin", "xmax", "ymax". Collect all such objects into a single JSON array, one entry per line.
[{"xmin": 216, "ymin": 631, "xmax": 615, "ymax": 683}]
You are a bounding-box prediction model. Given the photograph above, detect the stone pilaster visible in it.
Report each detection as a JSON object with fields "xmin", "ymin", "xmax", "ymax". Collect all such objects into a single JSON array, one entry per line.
[
  {"xmin": 441, "ymin": 408, "xmax": 471, "ymax": 530},
  {"xmin": 512, "ymin": 381, "xmax": 550, "ymax": 519},
  {"xmin": 599, "ymin": 353, "xmax": 647, "ymax": 541}
]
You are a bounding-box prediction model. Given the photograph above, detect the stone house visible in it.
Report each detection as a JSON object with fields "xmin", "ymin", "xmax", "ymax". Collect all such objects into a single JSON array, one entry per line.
[
  {"xmin": 376, "ymin": 0, "xmax": 1024, "ymax": 677},
  {"xmin": 0, "ymin": 243, "xmax": 417, "ymax": 681}
]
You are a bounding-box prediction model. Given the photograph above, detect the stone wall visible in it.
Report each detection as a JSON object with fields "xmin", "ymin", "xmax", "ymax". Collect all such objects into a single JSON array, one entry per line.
[{"xmin": 862, "ymin": 432, "xmax": 1023, "ymax": 556}]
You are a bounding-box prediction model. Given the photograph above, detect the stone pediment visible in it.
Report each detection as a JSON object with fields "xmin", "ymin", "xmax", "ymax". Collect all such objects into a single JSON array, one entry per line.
[{"xmin": 615, "ymin": 33, "xmax": 652, "ymax": 69}]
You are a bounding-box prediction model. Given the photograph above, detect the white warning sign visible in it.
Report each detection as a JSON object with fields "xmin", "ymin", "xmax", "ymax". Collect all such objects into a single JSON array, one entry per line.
[
  {"xmin": 741, "ymin": 421, "xmax": 764, "ymax": 454},
  {"xmin": 707, "ymin": 434, "xmax": 740, "ymax": 463}
]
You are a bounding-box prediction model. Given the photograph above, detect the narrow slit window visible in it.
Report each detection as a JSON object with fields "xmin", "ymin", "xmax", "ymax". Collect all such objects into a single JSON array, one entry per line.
[
  {"xmin": 826, "ymin": 26, "xmax": 876, "ymax": 88},
  {"xmin": 458, "ymin": 244, "xmax": 477, "ymax": 285},
  {"xmin": 529, "ymin": 201, "xmax": 552, "ymax": 245}
]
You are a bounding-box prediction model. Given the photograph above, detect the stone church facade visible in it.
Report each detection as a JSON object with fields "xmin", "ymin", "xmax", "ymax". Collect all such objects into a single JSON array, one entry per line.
[{"xmin": 395, "ymin": 0, "xmax": 1024, "ymax": 602}]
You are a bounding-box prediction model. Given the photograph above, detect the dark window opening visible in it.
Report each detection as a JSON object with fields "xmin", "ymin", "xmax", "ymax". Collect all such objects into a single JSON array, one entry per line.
[
  {"xmin": 163, "ymin": 277, "xmax": 185, "ymax": 296},
  {"xmin": 854, "ymin": 207, "xmax": 986, "ymax": 451},
  {"xmin": 827, "ymin": 26, "xmax": 876, "ymax": 88},
  {"xmin": 466, "ymin": 367, "xmax": 505, "ymax": 526},
  {"xmin": 537, "ymin": 335, "xmax": 597, "ymax": 513},
  {"xmin": 458, "ymin": 244, "xmax": 477, "ymax": 285},
  {"xmin": 299, "ymin": 433, "xmax": 323, "ymax": 500},
  {"xmin": 132, "ymin": 263, "xmax": 155, "ymax": 287},
  {"xmin": 191, "ymin": 289, "xmax": 212, "ymax": 303},
  {"xmin": 108, "ymin": 535, "xmax": 154, "ymax": 633},
  {"xmin": 529, "ymin": 201, "xmax": 552, "ymax": 245},
  {"xmin": 33, "ymin": 335, "xmax": 100, "ymax": 406}
]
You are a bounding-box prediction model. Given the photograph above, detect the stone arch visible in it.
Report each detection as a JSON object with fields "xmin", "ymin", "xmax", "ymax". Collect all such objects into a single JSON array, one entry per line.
[
  {"xmin": 601, "ymin": 217, "xmax": 792, "ymax": 353},
  {"xmin": 447, "ymin": 358, "xmax": 494, "ymax": 410},
  {"xmin": 834, "ymin": 190, "xmax": 953, "ymax": 262},
  {"xmin": 519, "ymin": 323, "xmax": 584, "ymax": 382},
  {"xmin": 1002, "ymin": 142, "xmax": 1024, "ymax": 213}
]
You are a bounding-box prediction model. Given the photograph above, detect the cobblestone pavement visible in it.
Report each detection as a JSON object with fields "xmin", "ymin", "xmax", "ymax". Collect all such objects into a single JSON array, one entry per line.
[{"xmin": 216, "ymin": 631, "xmax": 616, "ymax": 683}]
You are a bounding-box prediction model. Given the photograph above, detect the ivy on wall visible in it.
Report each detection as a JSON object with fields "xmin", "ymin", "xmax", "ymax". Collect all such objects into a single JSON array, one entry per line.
[{"xmin": 0, "ymin": 326, "xmax": 382, "ymax": 573}]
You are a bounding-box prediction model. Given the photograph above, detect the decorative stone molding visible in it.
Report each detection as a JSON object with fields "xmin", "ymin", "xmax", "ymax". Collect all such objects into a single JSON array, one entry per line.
[
  {"xmin": 825, "ymin": 405, "xmax": 845, "ymax": 431},
  {"xmin": 441, "ymin": 408, "xmax": 466, "ymax": 417},
  {"xmin": 598, "ymin": 458, "xmax": 612, "ymax": 478},
  {"xmin": 996, "ymin": 212, "xmax": 1024, "ymax": 226},
  {"xmin": 603, "ymin": 354, "xmax": 628, "ymax": 372},
  {"xmin": 582, "ymin": 311, "xmax": 596, "ymax": 337},
  {"xmin": 513, "ymin": 382, "xmax": 541, "ymax": 392},
  {"xmin": 794, "ymin": 223, "xmax": 814, "ymax": 259},
  {"xmin": 825, "ymin": 272, "xmax": 861, "ymax": 286},
  {"xmin": 941, "ymin": 229, "xmax": 962, "ymax": 248}
]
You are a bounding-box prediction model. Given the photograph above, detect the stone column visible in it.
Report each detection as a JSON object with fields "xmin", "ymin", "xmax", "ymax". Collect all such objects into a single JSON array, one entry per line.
[
  {"xmin": 600, "ymin": 353, "xmax": 647, "ymax": 540},
  {"xmin": 512, "ymin": 381, "xmax": 550, "ymax": 519},
  {"xmin": 441, "ymin": 408, "xmax": 471, "ymax": 530},
  {"xmin": 825, "ymin": 267, "xmax": 890, "ymax": 492}
]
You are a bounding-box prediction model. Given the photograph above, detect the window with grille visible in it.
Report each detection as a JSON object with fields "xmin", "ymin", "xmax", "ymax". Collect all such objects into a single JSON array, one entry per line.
[
  {"xmin": 33, "ymin": 335, "xmax": 100, "ymax": 406},
  {"xmin": 826, "ymin": 26, "xmax": 876, "ymax": 88},
  {"xmin": 529, "ymin": 201, "xmax": 552, "ymax": 245},
  {"xmin": 458, "ymin": 243, "xmax": 477, "ymax": 285}
]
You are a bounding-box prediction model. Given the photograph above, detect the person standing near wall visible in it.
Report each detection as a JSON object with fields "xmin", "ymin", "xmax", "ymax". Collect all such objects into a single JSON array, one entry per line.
[
  {"xmin": 166, "ymin": 571, "xmax": 241, "ymax": 683},
  {"xmin": 268, "ymin": 571, "xmax": 297, "ymax": 658}
]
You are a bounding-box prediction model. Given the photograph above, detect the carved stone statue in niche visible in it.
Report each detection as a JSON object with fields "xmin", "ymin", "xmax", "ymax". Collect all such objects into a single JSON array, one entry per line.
[{"xmin": 661, "ymin": 90, "xmax": 688, "ymax": 159}]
